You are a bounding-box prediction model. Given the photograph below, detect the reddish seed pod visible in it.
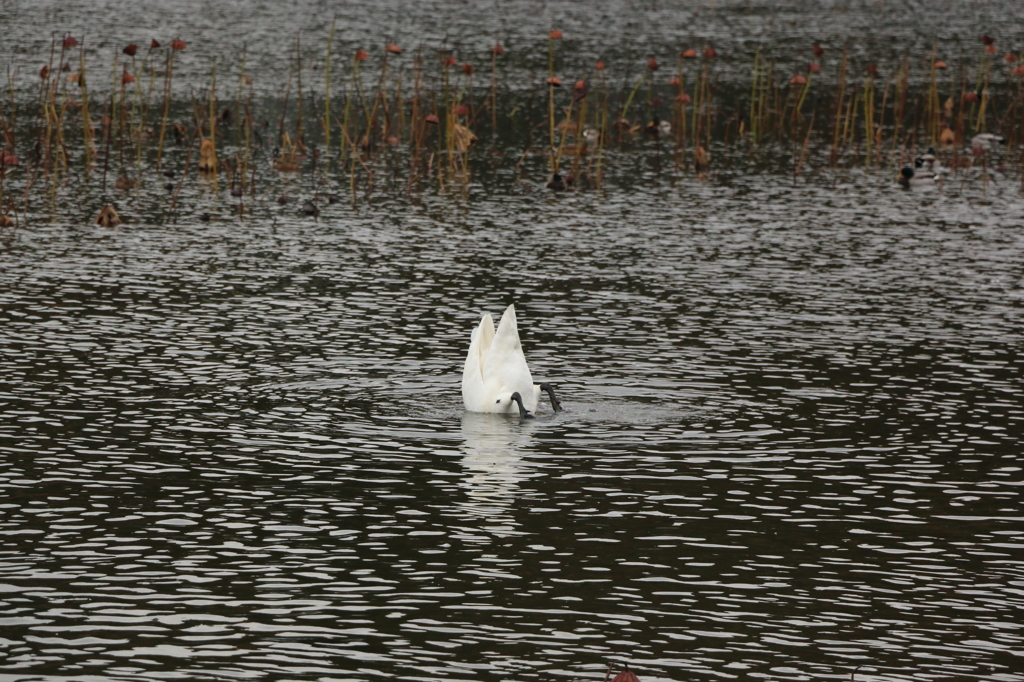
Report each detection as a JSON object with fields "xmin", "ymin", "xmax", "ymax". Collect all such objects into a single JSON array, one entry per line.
[
  {"xmin": 676, "ymin": 92, "xmax": 692, "ymax": 105},
  {"xmin": 122, "ymin": 71, "xmax": 135, "ymax": 85},
  {"xmin": 595, "ymin": 60, "xmax": 606, "ymax": 70},
  {"xmin": 39, "ymin": 65, "xmax": 50, "ymax": 80},
  {"xmin": 865, "ymin": 63, "xmax": 878, "ymax": 77},
  {"xmin": 62, "ymin": 36, "xmax": 78, "ymax": 49},
  {"xmin": 1012, "ymin": 64, "xmax": 1024, "ymax": 76},
  {"xmin": 385, "ymin": 44, "xmax": 402, "ymax": 54},
  {"xmin": 461, "ymin": 63, "xmax": 473, "ymax": 76},
  {"xmin": 354, "ymin": 49, "xmax": 369, "ymax": 62},
  {"xmin": 965, "ymin": 92, "xmax": 979, "ymax": 103},
  {"xmin": 546, "ymin": 76, "xmax": 562, "ymax": 87},
  {"xmin": 681, "ymin": 49, "xmax": 697, "ymax": 59},
  {"xmin": 668, "ymin": 76, "xmax": 681, "ymax": 86},
  {"xmin": 150, "ymin": 39, "xmax": 161, "ymax": 49},
  {"xmin": 454, "ymin": 104, "xmax": 469, "ymax": 116},
  {"xmin": 790, "ymin": 74, "xmax": 807, "ymax": 85},
  {"xmin": 123, "ymin": 44, "xmax": 138, "ymax": 57},
  {"xmin": 425, "ymin": 114, "xmax": 440, "ymax": 124},
  {"xmin": 1004, "ymin": 53, "xmax": 1017, "ymax": 63},
  {"xmin": 703, "ymin": 45, "xmax": 717, "ymax": 59},
  {"xmin": 933, "ymin": 60, "xmax": 947, "ymax": 69},
  {"xmin": 647, "ymin": 57, "xmax": 658, "ymax": 71},
  {"xmin": 171, "ymin": 38, "xmax": 187, "ymax": 51},
  {"xmin": 491, "ymin": 44, "xmax": 505, "ymax": 56},
  {"xmin": 443, "ymin": 55, "xmax": 458, "ymax": 67},
  {"xmin": 981, "ymin": 35, "xmax": 995, "ymax": 46},
  {"xmin": 809, "ymin": 61, "xmax": 821, "ymax": 73},
  {"xmin": 549, "ymin": 30, "xmax": 563, "ymax": 40},
  {"xmin": 813, "ymin": 43, "xmax": 825, "ymax": 58}
]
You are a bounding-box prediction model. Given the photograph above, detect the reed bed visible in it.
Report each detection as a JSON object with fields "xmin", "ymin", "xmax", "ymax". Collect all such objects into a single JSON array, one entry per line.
[{"xmin": 3, "ymin": 30, "xmax": 1024, "ymax": 223}]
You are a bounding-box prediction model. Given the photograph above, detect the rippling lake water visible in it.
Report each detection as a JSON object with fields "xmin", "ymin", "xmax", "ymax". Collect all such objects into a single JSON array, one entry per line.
[{"xmin": 2, "ymin": 2, "xmax": 1024, "ymax": 682}]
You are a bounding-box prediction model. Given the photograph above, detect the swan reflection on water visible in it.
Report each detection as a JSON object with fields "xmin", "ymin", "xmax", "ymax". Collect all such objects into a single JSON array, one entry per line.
[{"xmin": 456, "ymin": 412, "xmax": 541, "ymax": 538}]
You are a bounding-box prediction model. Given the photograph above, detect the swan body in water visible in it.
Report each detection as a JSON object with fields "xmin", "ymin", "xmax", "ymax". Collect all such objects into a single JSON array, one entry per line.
[{"xmin": 462, "ymin": 304, "xmax": 562, "ymax": 418}]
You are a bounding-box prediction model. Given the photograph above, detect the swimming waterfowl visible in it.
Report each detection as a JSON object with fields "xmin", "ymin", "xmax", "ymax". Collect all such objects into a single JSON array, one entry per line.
[
  {"xmin": 915, "ymin": 147, "xmax": 948, "ymax": 175},
  {"xmin": 898, "ymin": 165, "xmax": 937, "ymax": 188},
  {"xmin": 546, "ymin": 173, "xmax": 567, "ymax": 191},
  {"xmin": 462, "ymin": 304, "xmax": 562, "ymax": 419},
  {"xmin": 970, "ymin": 133, "xmax": 1006, "ymax": 154},
  {"xmin": 645, "ymin": 116, "xmax": 671, "ymax": 138}
]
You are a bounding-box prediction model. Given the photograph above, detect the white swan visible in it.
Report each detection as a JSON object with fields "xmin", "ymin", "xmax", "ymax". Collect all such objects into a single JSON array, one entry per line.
[{"xmin": 462, "ymin": 304, "xmax": 562, "ymax": 418}]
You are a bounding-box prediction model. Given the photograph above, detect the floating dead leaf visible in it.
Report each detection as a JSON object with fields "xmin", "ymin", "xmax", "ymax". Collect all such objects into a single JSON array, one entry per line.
[
  {"xmin": 940, "ymin": 125, "xmax": 955, "ymax": 146},
  {"xmin": 694, "ymin": 145, "xmax": 709, "ymax": 171},
  {"xmin": 199, "ymin": 138, "xmax": 217, "ymax": 173},
  {"xmin": 452, "ymin": 123, "xmax": 477, "ymax": 152},
  {"xmin": 96, "ymin": 205, "xmax": 121, "ymax": 227},
  {"xmin": 273, "ymin": 132, "xmax": 301, "ymax": 172}
]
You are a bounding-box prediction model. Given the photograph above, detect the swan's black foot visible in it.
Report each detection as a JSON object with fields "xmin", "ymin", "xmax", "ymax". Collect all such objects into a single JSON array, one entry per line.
[
  {"xmin": 510, "ymin": 392, "xmax": 534, "ymax": 419},
  {"xmin": 539, "ymin": 383, "xmax": 562, "ymax": 412}
]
